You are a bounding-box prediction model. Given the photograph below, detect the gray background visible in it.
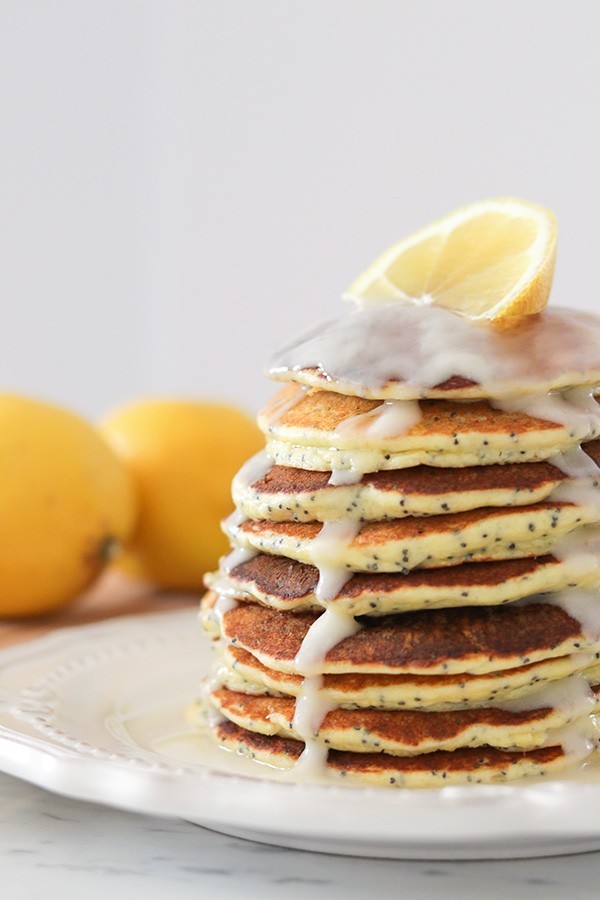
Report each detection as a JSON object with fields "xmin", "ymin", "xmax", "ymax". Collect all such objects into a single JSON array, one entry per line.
[{"xmin": 1, "ymin": 1, "xmax": 598, "ymax": 419}]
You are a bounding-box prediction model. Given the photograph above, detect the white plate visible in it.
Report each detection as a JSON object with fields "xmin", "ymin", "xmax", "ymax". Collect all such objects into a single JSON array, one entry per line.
[{"xmin": 2, "ymin": 609, "xmax": 600, "ymax": 860}]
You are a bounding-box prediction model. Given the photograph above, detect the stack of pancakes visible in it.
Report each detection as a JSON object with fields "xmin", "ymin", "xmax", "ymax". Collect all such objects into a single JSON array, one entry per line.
[{"xmin": 199, "ymin": 308, "xmax": 600, "ymax": 787}]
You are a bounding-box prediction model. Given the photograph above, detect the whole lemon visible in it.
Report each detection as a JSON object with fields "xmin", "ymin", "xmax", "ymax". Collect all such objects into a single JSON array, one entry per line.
[
  {"xmin": 0, "ymin": 394, "xmax": 138, "ymax": 618},
  {"xmin": 100, "ymin": 399, "xmax": 262, "ymax": 590}
]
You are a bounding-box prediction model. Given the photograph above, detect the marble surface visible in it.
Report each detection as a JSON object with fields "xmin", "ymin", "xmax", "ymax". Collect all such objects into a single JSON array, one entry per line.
[{"xmin": 1, "ymin": 771, "xmax": 599, "ymax": 900}]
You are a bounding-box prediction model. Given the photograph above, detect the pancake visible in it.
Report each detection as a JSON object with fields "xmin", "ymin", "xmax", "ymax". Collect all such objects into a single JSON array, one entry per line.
[
  {"xmin": 260, "ymin": 387, "xmax": 600, "ymax": 473},
  {"xmin": 233, "ymin": 443, "xmax": 600, "ymax": 522},
  {"xmin": 225, "ymin": 502, "xmax": 598, "ymax": 574},
  {"xmin": 208, "ymin": 680, "xmax": 599, "ymax": 755},
  {"xmin": 207, "ymin": 596, "xmax": 600, "ymax": 676},
  {"xmin": 216, "ymin": 644, "xmax": 600, "ymax": 711},
  {"xmin": 267, "ymin": 304, "xmax": 600, "ymax": 402},
  {"xmin": 209, "ymin": 553, "xmax": 600, "ymax": 615},
  {"xmin": 196, "ymin": 297, "xmax": 600, "ymax": 787},
  {"xmin": 212, "ymin": 719, "xmax": 574, "ymax": 787}
]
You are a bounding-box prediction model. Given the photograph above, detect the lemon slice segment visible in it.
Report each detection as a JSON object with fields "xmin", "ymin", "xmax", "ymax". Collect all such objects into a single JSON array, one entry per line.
[{"xmin": 344, "ymin": 198, "xmax": 557, "ymax": 323}]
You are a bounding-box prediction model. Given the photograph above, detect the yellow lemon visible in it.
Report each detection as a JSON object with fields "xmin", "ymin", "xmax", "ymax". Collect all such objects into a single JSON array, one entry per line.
[
  {"xmin": 344, "ymin": 197, "xmax": 557, "ymax": 324},
  {"xmin": 100, "ymin": 399, "xmax": 263, "ymax": 590},
  {"xmin": 0, "ymin": 394, "xmax": 137, "ymax": 618}
]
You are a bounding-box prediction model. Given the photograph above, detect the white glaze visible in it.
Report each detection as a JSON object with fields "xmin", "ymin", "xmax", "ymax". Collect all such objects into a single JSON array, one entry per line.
[
  {"xmin": 268, "ymin": 304, "xmax": 600, "ymax": 398},
  {"xmin": 549, "ymin": 479, "xmax": 600, "ymax": 517},
  {"xmin": 544, "ymin": 716, "xmax": 600, "ymax": 763},
  {"xmin": 494, "ymin": 387, "xmax": 600, "ymax": 442},
  {"xmin": 292, "ymin": 608, "xmax": 361, "ymax": 775},
  {"xmin": 499, "ymin": 675, "xmax": 599, "ymax": 765},
  {"xmin": 539, "ymin": 589, "xmax": 600, "ymax": 640},
  {"xmin": 553, "ymin": 525, "xmax": 600, "ymax": 579},
  {"xmin": 223, "ymin": 509, "xmax": 248, "ymax": 530},
  {"xmin": 308, "ymin": 520, "xmax": 362, "ymax": 603},
  {"xmin": 232, "ymin": 449, "xmax": 274, "ymax": 490},
  {"xmin": 213, "ymin": 592, "xmax": 239, "ymax": 625},
  {"xmin": 499, "ymin": 674, "xmax": 596, "ymax": 716},
  {"xmin": 550, "ymin": 445, "xmax": 600, "ymax": 479},
  {"xmin": 294, "ymin": 607, "xmax": 362, "ymax": 676},
  {"xmin": 204, "ymin": 570, "xmax": 239, "ymax": 598},
  {"xmin": 222, "ymin": 545, "xmax": 258, "ymax": 574},
  {"xmin": 290, "ymin": 675, "xmax": 337, "ymax": 776},
  {"xmin": 324, "ymin": 400, "xmax": 422, "ymax": 483},
  {"xmin": 327, "ymin": 467, "xmax": 363, "ymax": 486},
  {"xmin": 335, "ymin": 399, "xmax": 422, "ymax": 440}
]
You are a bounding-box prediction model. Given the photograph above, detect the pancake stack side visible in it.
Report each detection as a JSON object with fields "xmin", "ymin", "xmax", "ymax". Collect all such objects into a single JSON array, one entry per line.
[{"xmin": 197, "ymin": 308, "xmax": 600, "ymax": 787}]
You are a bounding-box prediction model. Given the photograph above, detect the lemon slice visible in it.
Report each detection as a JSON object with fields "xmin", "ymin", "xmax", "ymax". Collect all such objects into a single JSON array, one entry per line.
[{"xmin": 344, "ymin": 198, "xmax": 557, "ymax": 323}]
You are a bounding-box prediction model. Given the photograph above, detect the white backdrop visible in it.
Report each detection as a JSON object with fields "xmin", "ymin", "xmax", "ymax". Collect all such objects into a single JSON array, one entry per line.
[{"xmin": 1, "ymin": 1, "xmax": 599, "ymax": 420}]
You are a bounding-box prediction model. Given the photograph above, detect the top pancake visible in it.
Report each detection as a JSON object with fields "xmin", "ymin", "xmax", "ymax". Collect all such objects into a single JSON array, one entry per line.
[
  {"xmin": 260, "ymin": 387, "xmax": 600, "ymax": 472},
  {"xmin": 267, "ymin": 304, "xmax": 600, "ymax": 400}
]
